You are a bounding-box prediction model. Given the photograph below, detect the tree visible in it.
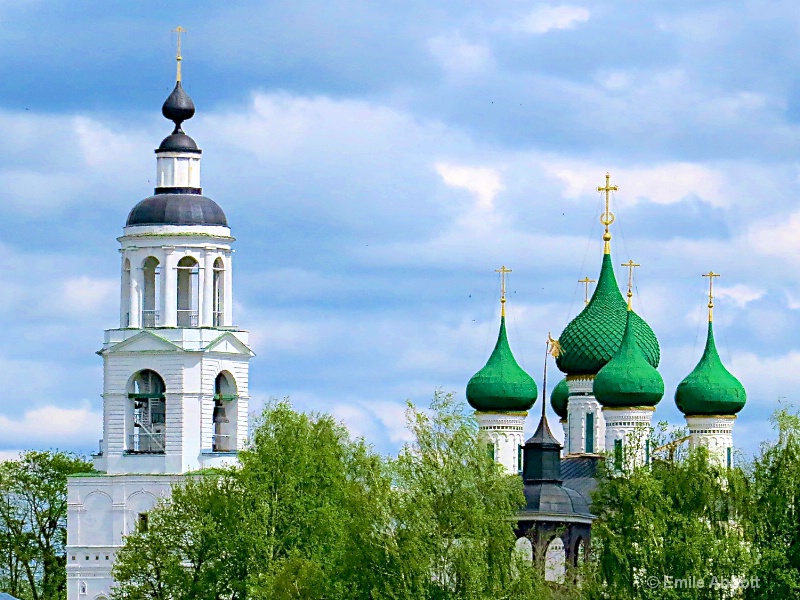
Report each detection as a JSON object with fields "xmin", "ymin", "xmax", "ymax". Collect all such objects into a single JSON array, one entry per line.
[
  {"xmin": 745, "ymin": 407, "xmax": 800, "ymax": 599},
  {"xmin": 586, "ymin": 433, "xmax": 752, "ymax": 600},
  {"xmin": 0, "ymin": 450, "xmax": 94, "ymax": 600}
]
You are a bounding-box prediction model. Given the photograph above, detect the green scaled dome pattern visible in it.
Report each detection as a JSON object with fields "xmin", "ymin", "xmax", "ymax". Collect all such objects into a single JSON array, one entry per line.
[
  {"xmin": 467, "ymin": 316, "xmax": 538, "ymax": 412},
  {"xmin": 551, "ymin": 378, "xmax": 569, "ymax": 419},
  {"xmin": 593, "ymin": 310, "xmax": 665, "ymax": 408},
  {"xmin": 675, "ymin": 322, "xmax": 746, "ymax": 416},
  {"xmin": 556, "ymin": 253, "xmax": 660, "ymax": 375}
]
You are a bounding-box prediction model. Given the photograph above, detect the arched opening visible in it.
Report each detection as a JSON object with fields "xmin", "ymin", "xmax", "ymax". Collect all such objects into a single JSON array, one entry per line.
[
  {"xmin": 575, "ymin": 538, "xmax": 586, "ymax": 566},
  {"xmin": 127, "ymin": 370, "xmax": 166, "ymax": 454},
  {"xmin": 213, "ymin": 257, "xmax": 224, "ymax": 326},
  {"xmin": 122, "ymin": 259, "xmax": 131, "ymax": 327},
  {"xmin": 142, "ymin": 257, "xmax": 161, "ymax": 327},
  {"xmin": 213, "ymin": 372, "xmax": 237, "ymax": 452},
  {"xmin": 81, "ymin": 493, "xmax": 113, "ymax": 545},
  {"xmin": 544, "ymin": 536, "xmax": 566, "ymax": 583},
  {"xmin": 177, "ymin": 256, "xmax": 199, "ymax": 327}
]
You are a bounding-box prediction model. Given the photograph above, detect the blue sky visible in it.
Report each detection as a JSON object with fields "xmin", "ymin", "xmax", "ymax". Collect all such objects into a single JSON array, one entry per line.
[{"xmin": 0, "ymin": 0, "xmax": 798, "ymax": 461}]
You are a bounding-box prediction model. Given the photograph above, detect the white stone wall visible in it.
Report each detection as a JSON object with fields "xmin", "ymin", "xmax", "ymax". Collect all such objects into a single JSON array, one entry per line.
[
  {"xmin": 66, "ymin": 474, "xmax": 186, "ymax": 600},
  {"xmin": 603, "ymin": 407, "xmax": 654, "ymax": 469},
  {"xmin": 685, "ymin": 415, "xmax": 735, "ymax": 467},
  {"xmin": 565, "ymin": 377, "xmax": 605, "ymax": 455},
  {"xmin": 475, "ymin": 412, "xmax": 527, "ymax": 474}
]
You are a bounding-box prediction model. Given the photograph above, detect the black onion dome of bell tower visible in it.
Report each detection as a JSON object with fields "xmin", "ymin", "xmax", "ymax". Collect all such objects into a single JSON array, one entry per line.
[
  {"xmin": 125, "ymin": 76, "xmax": 228, "ymax": 228},
  {"xmin": 158, "ymin": 81, "xmax": 201, "ymax": 153}
]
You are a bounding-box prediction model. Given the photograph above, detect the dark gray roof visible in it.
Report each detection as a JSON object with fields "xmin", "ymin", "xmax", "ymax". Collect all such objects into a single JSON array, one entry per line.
[
  {"xmin": 561, "ymin": 455, "xmax": 600, "ymax": 499},
  {"xmin": 127, "ymin": 193, "xmax": 227, "ymax": 227},
  {"xmin": 521, "ymin": 481, "xmax": 593, "ymax": 520},
  {"xmin": 157, "ymin": 132, "xmax": 200, "ymax": 153}
]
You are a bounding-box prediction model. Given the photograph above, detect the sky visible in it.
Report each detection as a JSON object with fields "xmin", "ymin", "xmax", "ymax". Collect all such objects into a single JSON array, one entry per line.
[{"xmin": 0, "ymin": 0, "xmax": 798, "ymax": 462}]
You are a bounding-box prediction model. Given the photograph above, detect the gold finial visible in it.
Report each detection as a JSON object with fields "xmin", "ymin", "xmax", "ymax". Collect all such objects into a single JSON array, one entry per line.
[
  {"xmin": 172, "ymin": 26, "xmax": 187, "ymax": 82},
  {"xmin": 621, "ymin": 259, "xmax": 640, "ymax": 309},
  {"xmin": 578, "ymin": 276, "xmax": 596, "ymax": 305},
  {"xmin": 597, "ymin": 172, "xmax": 618, "ymax": 254},
  {"xmin": 702, "ymin": 271, "xmax": 720, "ymax": 322},
  {"xmin": 495, "ymin": 265, "xmax": 512, "ymax": 317},
  {"xmin": 547, "ymin": 333, "xmax": 561, "ymax": 358}
]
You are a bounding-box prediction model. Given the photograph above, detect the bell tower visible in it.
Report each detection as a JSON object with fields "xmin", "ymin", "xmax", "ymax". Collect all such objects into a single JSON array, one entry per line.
[{"xmin": 66, "ymin": 35, "xmax": 253, "ymax": 600}]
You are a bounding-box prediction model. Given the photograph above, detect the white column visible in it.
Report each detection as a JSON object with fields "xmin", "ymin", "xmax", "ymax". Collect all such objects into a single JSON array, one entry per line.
[
  {"xmin": 565, "ymin": 378, "xmax": 605, "ymax": 455},
  {"xmin": 686, "ymin": 415, "xmax": 735, "ymax": 467},
  {"xmin": 201, "ymin": 251, "xmax": 214, "ymax": 326},
  {"xmin": 603, "ymin": 407, "xmax": 654, "ymax": 469},
  {"xmin": 223, "ymin": 252, "xmax": 233, "ymax": 326},
  {"xmin": 129, "ymin": 261, "xmax": 142, "ymax": 329},
  {"xmin": 475, "ymin": 412, "xmax": 527, "ymax": 474},
  {"xmin": 163, "ymin": 248, "xmax": 177, "ymax": 327},
  {"xmin": 120, "ymin": 254, "xmax": 128, "ymax": 328}
]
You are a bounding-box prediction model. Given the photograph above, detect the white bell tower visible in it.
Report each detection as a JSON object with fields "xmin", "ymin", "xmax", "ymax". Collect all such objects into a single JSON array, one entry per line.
[{"xmin": 66, "ymin": 46, "xmax": 253, "ymax": 600}]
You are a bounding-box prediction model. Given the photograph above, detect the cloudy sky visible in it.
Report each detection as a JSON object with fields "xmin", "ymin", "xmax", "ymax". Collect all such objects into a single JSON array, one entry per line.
[{"xmin": 0, "ymin": 0, "xmax": 798, "ymax": 461}]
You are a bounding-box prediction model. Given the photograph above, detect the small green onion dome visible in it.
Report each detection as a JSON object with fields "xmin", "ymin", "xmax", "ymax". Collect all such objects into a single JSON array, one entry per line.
[
  {"xmin": 675, "ymin": 322, "xmax": 746, "ymax": 416},
  {"xmin": 556, "ymin": 252, "xmax": 660, "ymax": 376},
  {"xmin": 551, "ymin": 378, "xmax": 569, "ymax": 419},
  {"xmin": 593, "ymin": 309, "xmax": 665, "ymax": 408},
  {"xmin": 467, "ymin": 316, "xmax": 538, "ymax": 412}
]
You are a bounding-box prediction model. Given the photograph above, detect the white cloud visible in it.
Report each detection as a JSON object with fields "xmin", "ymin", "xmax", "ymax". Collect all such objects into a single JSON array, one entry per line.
[
  {"xmin": 748, "ymin": 211, "xmax": 800, "ymax": 257},
  {"xmin": 61, "ymin": 276, "xmax": 117, "ymax": 315},
  {"xmin": 715, "ymin": 284, "xmax": 764, "ymax": 308},
  {"xmin": 542, "ymin": 160, "xmax": 725, "ymax": 207},
  {"xmin": 428, "ymin": 33, "xmax": 493, "ymax": 74},
  {"xmin": 0, "ymin": 402, "xmax": 102, "ymax": 448},
  {"xmin": 435, "ymin": 163, "xmax": 504, "ymax": 210},
  {"xmin": 513, "ymin": 6, "xmax": 591, "ymax": 34}
]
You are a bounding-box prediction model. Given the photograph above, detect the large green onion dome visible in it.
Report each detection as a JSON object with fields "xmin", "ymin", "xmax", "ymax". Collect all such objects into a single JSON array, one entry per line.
[
  {"xmin": 556, "ymin": 252, "xmax": 660, "ymax": 376},
  {"xmin": 551, "ymin": 378, "xmax": 569, "ymax": 419},
  {"xmin": 675, "ymin": 321, "xmax": 746, "ymax": 416},
  {"xmin": 467, "ymin": 316, "xmax": 538, "ymax": 412},
  {"xmin": 593, "ymin": 309, "xmax": 665, "ymax": 408}
]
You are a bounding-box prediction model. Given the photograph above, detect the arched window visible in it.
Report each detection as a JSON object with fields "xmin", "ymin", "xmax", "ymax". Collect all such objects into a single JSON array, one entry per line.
[
  {"xmin": 122, "ymin": 259, "xmax": 131, "ymax": 327},
  {"xmin": 213, "ymin": 258, "xmax": 224, "ymax": 326},
  {"xmin": 544, "ymin": 537, "xmax": 566, "ymax": 583},
  {"xmin": 142, "ymin": 257, "xmax": 161, "ymax": 327},
  {"xmin": 177, "ymin": 256, "xmax": 199, "ymax": 327},
  {"xmin": 213, "ymin": 372, "xmax": 237, "ymax": 452},
  {"xmin": 128, "ymin": 370, "xmax": 166, "ymax": 454}
]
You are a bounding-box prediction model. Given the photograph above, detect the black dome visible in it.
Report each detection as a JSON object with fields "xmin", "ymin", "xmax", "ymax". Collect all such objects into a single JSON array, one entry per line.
[
  {"xmin": 162, "ymin": 81, "xmax": 195, "ymax": 132},
  {"xmin": 157, "ymin": 132, "xmax": 200, "ymax": 153},
  {"xmin": 127, "ymin": 193, "xmax": 228, "ymax": 227}
]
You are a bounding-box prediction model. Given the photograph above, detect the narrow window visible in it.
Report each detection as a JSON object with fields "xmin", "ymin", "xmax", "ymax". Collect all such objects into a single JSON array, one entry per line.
[
  {"xmin": 213, "ymin": 258, "xmax": 224, "ymax": 326},
  {"xmin": 137, "ymin": 513, "xmax": 149, "ymax": 532},
  {"xmin": 585, "ymin": 413, "xmax": 594, "ymax": 453},
  {"xmin": 727, "ymin": 447, "xmax": 732, "ymax": 468},
  {"xmin": 213, "ymin": 372, "xmax": 238, "ymax": 452},
  {"xmin": 142, "ymin": 257, "xmax": 161, "ymax": 327},
  {"xmin": 177, "ymin": 256, "xmax": 199, "ymax": 327},
  {"xmin": 614, "ymin": 439, "xmax": 623, "ymax": 470},
  {"xmin": 518, "ymin": 444, "xmax": 523, "ymax": 473},
  {"xmin": 645, "ymin": 439, "xmax": 650, "ymax": 465},
  {"xmin": 486, "ymin": 443, "xmax": 495, "ymax": 461}
]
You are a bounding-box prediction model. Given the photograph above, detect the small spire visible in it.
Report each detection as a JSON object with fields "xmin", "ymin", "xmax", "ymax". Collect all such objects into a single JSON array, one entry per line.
[
  {"xmin": 597, "ymin": 172, "xmax": 618, "ymax": 254},
  {"xmin": 173, "ymin": 26, "xmax": 187, "ymax": 82},
  {"xmin": 495, "ymin": 265, "xmax": 512, "ymax": 317},
  {"xmin": 621, "ymin": 260, "xmax": 640, "ymax": 310},
  {"xmin": 702, "ymin": 271, "xmax": 720, "ymax": 322},
  {"xmin": 579, "ymin": 276, "xmax": 596, "ymax": 305}
]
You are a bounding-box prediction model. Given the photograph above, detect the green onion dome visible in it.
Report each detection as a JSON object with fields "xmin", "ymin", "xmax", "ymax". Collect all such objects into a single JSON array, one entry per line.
[
  {"xmin": 551, "ymin": 378, "xmax": 569, "ymax": 419},
  {"xmin": 675, "ymin": 322, "xmax": 746, "ymax": 416},
  {"xmin": 556, "ymin": 252, "xmax": 660, "ymax": 376},
  {"xmin": 593, "ymin": 309, "xmax": 665, "ymax": 408},
  {"xmin": 467, "ymin": 316, "xmax": 538, "ymax": 412}
]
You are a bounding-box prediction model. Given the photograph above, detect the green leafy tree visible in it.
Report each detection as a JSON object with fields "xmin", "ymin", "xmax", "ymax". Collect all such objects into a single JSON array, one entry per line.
[
  {"xmin": 586, "ymin": 434, "xmax": 752, "ymax": 600},
  {"xmin": 745, "ymin": 407, "xmax": 800, "ymax": 598},
  {"xmin": 0, "ymin": 450, "xmax": 94, "ymax": 600}
]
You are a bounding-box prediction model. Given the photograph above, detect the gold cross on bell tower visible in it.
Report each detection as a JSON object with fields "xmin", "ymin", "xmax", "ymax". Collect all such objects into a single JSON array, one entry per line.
[
  {"xmin": 702, "ymin": 271, "xmax": 720, "ymax": 322},
  {"xmin": 172, "ymin": 26, "xmax": 187, "ymax": 82},
  {"xmin": 578, "ymin": 276, "xmax": 596, "ymax": 305},
  {"xmin": 495, "ymin": 265, "xmax": 512, "ymax": 317},
  {"xmin": 621, "ymin": 259, "xmax": 640, "ymax": 308},
  {"xmin": 597, "ymin": 172, "xmax": 618, "ymax": 253}
]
